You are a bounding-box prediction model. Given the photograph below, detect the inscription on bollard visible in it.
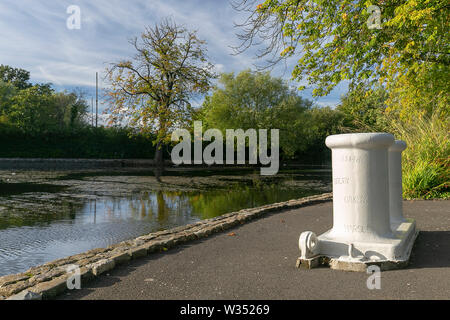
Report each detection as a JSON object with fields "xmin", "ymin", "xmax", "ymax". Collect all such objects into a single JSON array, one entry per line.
[
  {"xmin": 343, "ymin": 195, "xmax": 368, "ymax": 205},
  {"xmin": 344, "ymin": 225, "xmax": 370, "ymax": 233},
  {"xmin": 340, "ymin": 154, "xmax": 367, "ymax": 163},
  {"xmin": 334, "ymin": 177, "xmax": 350, "ymax": 185}
]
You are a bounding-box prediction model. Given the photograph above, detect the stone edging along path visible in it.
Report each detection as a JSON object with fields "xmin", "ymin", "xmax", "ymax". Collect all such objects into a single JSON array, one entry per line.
[{"xmin": 0, "ymin": 193, "xmax": 332, "ymax": 300}]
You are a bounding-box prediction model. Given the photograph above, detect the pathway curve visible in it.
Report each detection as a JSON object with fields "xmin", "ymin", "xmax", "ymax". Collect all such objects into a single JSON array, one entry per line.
[{"xmin": 60, "ymin": 200, "xmax": 450, "ymax": 300}]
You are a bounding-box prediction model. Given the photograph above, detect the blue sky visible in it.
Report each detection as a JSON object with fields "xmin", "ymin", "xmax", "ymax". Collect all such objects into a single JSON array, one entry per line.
[{"xmin": 0, "ymin": 0, "xmax": 347, "ymax": 113}]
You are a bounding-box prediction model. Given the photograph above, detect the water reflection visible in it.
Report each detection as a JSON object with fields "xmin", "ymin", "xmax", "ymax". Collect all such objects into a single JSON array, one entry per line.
[{"xmin": 0, "ymin": 182, "xmax": 323, "ymax": 276}]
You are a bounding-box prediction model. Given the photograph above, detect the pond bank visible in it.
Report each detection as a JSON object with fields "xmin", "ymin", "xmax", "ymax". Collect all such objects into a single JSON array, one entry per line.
[
  {"xmin": 0, "ymin": 193, "xmax": 333, "ymax": 300},
  {"xmin": 0, "ymin": 168, "xmax": 331, "ymax": 276}
]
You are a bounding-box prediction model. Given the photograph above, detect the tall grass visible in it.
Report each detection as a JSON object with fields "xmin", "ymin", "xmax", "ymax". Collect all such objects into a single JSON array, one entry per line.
[{"xmin": 389, "ymin": 112, "xmax": 449, "ymax": 199}]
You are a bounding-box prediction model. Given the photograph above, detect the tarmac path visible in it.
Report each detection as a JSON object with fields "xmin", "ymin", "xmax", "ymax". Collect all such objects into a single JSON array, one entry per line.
[{"xmin": 60, "ymin": 200, "xmax": 450, "ymax": 300}]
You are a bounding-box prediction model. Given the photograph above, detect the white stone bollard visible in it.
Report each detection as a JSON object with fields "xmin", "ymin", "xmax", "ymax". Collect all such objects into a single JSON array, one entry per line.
[
  {"xmin": 389, "ymin": 140, "xmax": 407, "ymax": 226},
  {"xmin": 297, "ymin": 133, "xmax": 418, "ymax": 271},
  {"xmin": 326, "ymin": 133, "xmax": 394, "ymax": 241}
]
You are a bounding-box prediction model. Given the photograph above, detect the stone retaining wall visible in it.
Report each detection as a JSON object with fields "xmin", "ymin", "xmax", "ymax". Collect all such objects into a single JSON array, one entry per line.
[
  {"xmin": 0, "ymin": 159, "xmax": 173, "ymax": 170},
  {"xmin": 0, "ymin": 193, "xmax": 332, "ymax": 300},
  {"xmin": 0, "ymin": 159, "xmax": 331, "ymax": 170}
]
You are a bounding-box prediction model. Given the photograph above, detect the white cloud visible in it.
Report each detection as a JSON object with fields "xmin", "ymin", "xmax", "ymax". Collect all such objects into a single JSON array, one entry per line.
[{"xmin": 0, "ymin": 0, "xmax": 345, "ymax": 107}]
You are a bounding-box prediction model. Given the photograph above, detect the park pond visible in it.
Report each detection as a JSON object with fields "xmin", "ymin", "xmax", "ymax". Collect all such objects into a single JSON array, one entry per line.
[{"xmin": 0, "ymin": 167, "xmax": 331, "ymax": 276}]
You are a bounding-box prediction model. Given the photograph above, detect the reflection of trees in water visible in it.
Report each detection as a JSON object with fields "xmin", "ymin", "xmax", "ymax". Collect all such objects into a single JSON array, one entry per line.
[
  {"xmin": 152, "ymin": 191, "xmax": 195, "ymax": 224},
  {"xmin": 99, "ymin": 191, "xmax": 196, "ymax": 225},
  {"xmin": 96, "ymin": 183, "xmax": 318, "ymax": 224},
  {"xmin": 0, "ymin": 173, "xmax": 323, "ymax": 231},
  {"xmin": 156, "ymin": 191, "xmax": 168, "ymax": 222},
  {"xmin": 189, "ymin": 184, "xmax": 316, "ymax": 220},
  {"xmin": 48, "ymin": 180, "xmax": 320, "ymax": 228}
]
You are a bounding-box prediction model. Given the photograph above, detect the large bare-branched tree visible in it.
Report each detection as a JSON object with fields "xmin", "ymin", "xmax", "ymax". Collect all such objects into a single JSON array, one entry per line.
[{"xmin": 106, "ymin": 19, "xmax": 216, "ymax": 173}]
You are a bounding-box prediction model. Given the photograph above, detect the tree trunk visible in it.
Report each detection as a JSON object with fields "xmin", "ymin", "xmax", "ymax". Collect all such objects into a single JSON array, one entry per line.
[{"xmin": 154, "ymin": 141, "xmax": 164, "ymax": 182}]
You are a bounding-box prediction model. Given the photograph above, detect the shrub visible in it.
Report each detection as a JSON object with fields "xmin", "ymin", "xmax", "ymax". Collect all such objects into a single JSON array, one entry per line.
[
  {"xmin": 390, "ymin": 112, "xmax": 449, "ymax": 199},
  {"xmin": 0, "ymin": 126, "xmax": 160, "ymax": 159}
]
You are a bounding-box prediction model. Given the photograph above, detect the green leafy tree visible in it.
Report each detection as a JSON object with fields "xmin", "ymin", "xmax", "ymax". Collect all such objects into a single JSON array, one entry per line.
[
  {"xmin": 336, "ymin": 83, "xmax": 389, "ymax": 131},
  {"xmin": 233, "ymin": 0, "xmax": 449, "ymax": 120},
  {"xmin": 8, "ymin": 84, "xmax": 56, "ymax": 133},
  {"xmin": 200, "ymin": 69, "xmax": 313, "ymax": 158},
  {"xmin": 6, "ymin": 83, "xmax": 89, "ymax": 133},
  {"xmin": 300, "ymin": 106, "xmax": 345, "ymax": 162},
  {"xmin": 105, "ymin": 19, "xmax": 216, "ymax": 172},
  {"xmin": 52, "ymin": 90, "xmax": 89, "ymax": 130},
  {"xmin": 0, "ymin": 81, "xmax": 17, "ymax": 120},
  {"xmin": 234, "ymin": 0, "xmax": 449, "ymax": 196},
  {"xmin": 0, "ymin": 65, "xmax": 32, "ymax": 90}
]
